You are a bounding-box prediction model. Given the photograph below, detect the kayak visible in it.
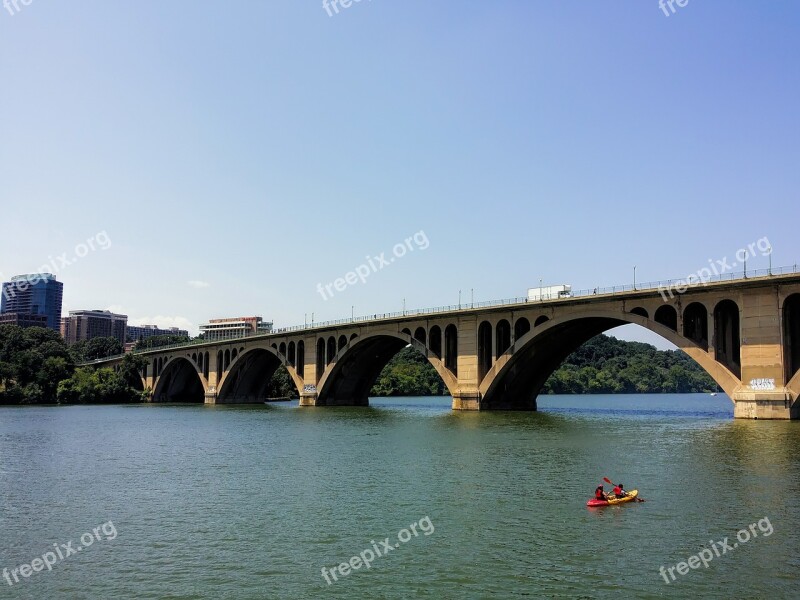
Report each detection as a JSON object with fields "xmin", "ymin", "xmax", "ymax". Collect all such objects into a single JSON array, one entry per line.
[{"xmin": 586, "ymin": 489, "xmax": 639, "ymax": 507}]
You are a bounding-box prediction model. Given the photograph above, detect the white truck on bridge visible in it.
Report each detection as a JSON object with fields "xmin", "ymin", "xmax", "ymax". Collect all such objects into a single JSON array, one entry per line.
[{"xmin": 527, "ymin": 284, "xmax": 572, "ymax": 302}]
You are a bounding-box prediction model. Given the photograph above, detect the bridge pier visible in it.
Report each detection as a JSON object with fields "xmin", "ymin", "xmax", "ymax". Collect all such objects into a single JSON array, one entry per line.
[
  {"xmin": 452, "ymin": 391, "xmax": 481, "ymax": 411},
  {"xmin": 298, "ymin": 393, "xmax": 317, "ymax": 407},
  {"xmin": 733, "ymin": 392, "xmax": 798, "ymax": 419}
]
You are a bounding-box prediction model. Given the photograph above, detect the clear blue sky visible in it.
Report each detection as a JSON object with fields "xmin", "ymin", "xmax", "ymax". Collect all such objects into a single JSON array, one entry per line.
[{"xmin": 1, "ymin": 1, "xmax": 798, "ymax": 348}]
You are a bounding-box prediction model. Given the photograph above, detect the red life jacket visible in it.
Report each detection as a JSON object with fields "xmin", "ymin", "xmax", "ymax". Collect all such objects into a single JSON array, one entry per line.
[
  {"xmin": 595, "ymin": 487, "xmax": 604, "ymax": 499},
  {"xmin": 613, "ymin": 486, "xmax": 622, "ymax": 496}
]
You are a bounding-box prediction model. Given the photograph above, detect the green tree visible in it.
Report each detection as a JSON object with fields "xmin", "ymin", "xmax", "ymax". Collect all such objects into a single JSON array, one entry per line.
[
  {"xmin": 134, "ymin": 335, "xmax": 191, "ymax": 350},
  {"xmin": 71, "ymin": 337, "xmax": 124, "ymax": 362},
  {"xmin": 543, "ymin": 334, "xmax": 719, "ymax": 394},
  {"xmin": 56, "ymin": 367, "xmax": 145, "ymax": 404},
  {"xmin": 0, "ymin": 325, "xmax": 76, "ymax": 403}
]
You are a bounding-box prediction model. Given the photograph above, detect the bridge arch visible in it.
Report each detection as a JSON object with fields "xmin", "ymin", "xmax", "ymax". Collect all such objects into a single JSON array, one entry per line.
[
  {"xmin": 477, "ymin": 320, "xmax": 492, "ymax": 380},
  {"xmin": 496, "ymin": 319, "xmax": 511, "ymax": 358},
  {"xmin": 478, "ymin": 309, "xmax": 740, "ymax": 410},
  {"xmin": 514, "ymin": 317, "xmax": 530, "ymax": 341},
  {"xmin": 783, "ymin": 294, "xmax": 800, "ymax": 395},
  {"xmin": 654, "ymin": 305, "xmax": 678, "ymax": 331},
  {"xmin": 315, "ymin": 331, "xmax": 457, "ymax": 406},
  {"xmin": 444, "ymin": 324, "xmax": 457, "ymax": 374},
  {"xmin": 217, "ymin": 346, "xmax": 303, "ymax": 403},
  {"xmin": 429, "ymin": 326, "xmax": 442, "ymax": 358},
  {"xmin": 296, "ymin": 341, "xmax": 305, "ymax": 377},
  {"xmin": 153, "ymin": 357, "xmax": 205, "ymax": 402},
  {"xmin": 683, "ymin": 302, "xmax": 709, "ymax": 350},
  {"xmin": 327, "ymin": 337, "xmax": 336, "ymax": 365},
  {"xmin": 714, "ymin": 299, "xmax": 741, "ymax": 377}
]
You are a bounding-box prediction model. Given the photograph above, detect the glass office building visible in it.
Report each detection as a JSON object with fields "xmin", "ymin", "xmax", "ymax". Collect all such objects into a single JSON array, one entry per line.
[{"xmin": 0, "ymin": 274, "xmax": 63, "ymax": 332}]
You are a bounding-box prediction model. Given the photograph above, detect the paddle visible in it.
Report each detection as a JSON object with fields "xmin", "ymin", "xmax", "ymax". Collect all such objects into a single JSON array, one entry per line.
[{"xmin": 603, "ymin": 477, "xmax": 645, "ymax": 502}]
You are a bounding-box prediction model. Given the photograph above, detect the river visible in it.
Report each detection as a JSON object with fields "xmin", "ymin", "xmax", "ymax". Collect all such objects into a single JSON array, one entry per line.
[{"xmin": 1, "ymin": 394, "xmax": 797, "ymax": 598}]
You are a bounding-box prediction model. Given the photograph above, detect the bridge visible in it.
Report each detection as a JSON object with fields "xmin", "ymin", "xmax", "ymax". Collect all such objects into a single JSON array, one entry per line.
[{"xmin": 93, "ymin": 269, "xmax": 800, "ymax": 419}]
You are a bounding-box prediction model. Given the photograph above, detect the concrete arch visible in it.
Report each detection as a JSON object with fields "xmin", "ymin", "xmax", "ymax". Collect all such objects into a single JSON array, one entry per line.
[
  {"xmin": 217, "ymin": 346, "xmax": 303, "ymax": 403},
  {"xmin": 714, "ymin": 299, "xmax": 741, "ymax": 377},
  {"xmin": 513, "ymin": 317, "xmax": 530, "ymax": 342},
  {"xmin": 478, "ymin": 309, "xmax": 741, "ymax": 410},
  {"xmin": 783, "ymin": 294, "xmax": 800, "ymax": 399},
  {"xmin": 683, "ymin": 302, "xmax": 709, "ymax": 350},
  {"xmin": 429, "ymin": 325, "xmax": 442, "ymax": 358},
  {"xmin": 153, "ymin": 357, "xmax": 206, "ymax": 402},
  {"xmin": 315, "ymin": 331, "xmax": 458, "ymax": 406},
  {"xmin": 496, "ymin": 319, "xmax": 511, "ymax": 358},
  {"xmin": 786, "ymin": 370, "xmax": 800, "ymax": 403}
]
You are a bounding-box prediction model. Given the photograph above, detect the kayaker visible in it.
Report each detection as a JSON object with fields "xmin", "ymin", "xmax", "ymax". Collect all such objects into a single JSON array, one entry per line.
[
  {"xmin": 594, "ymin": 485, "xmax": 607, "ymax": 501},
  {"xmin": 612, "ymin": 483, "xmax": 626, "ymax": 498}
]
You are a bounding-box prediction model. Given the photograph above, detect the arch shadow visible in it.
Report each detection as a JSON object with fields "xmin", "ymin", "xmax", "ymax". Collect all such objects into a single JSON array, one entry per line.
[
  {"xmin": 316, "ymin": 332, "xmax": 458, "ymax": 406},
  {"xmin": 153, "ymin": 357, "xmax": 206, "ymax": 402},
  {"xmin": 479, "ymin": 310, "xmax": 741, "ymax": 410},
  {"xmin": 217, "ymin": 346, "xmax": 304, "ymax": 404}
]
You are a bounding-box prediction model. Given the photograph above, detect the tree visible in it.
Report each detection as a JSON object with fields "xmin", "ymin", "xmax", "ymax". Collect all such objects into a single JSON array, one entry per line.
[
  {"xmin": 71, "ymin": 337, "xmax": 124, "ymax": 362},
  {"xmin": 56, "ymin": 367, "xmax": 145, "ymax": 404},
  {"xmin": 0, "ymin": 325, "xmax": 76, "ymax": 403},
  {"xmin": 134, "ymin": 335, "xmax": 191, "ymax": 351},
  {"xmin": 542, "ymin": 334, "xmax": 719, "ymax": 395}
]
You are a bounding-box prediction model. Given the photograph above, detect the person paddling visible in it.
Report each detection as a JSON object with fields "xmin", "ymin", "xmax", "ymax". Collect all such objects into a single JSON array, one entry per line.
[
  {"xmin": 595, "ymin": 485, "xmax": 607, "ymax": 501},
  {"xmin": 612, "ymin": 483, "xmax": 627, "ymax": 498}
]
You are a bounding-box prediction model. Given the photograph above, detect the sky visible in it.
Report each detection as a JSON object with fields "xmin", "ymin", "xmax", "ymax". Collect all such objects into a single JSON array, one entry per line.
[{"xmin": 1, "ymin": 1, "xmax": 798, "ymax": 349}]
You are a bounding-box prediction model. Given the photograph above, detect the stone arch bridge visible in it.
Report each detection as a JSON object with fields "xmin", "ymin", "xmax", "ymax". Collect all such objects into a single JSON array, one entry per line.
[{"xmin": 96, "ymin": 273, "xmax": 800, "ymax": 419}]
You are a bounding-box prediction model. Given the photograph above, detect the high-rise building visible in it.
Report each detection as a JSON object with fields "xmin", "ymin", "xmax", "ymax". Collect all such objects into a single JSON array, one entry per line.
[
  {"xmin": 126, "ymin": 324, "xmax": 189, "ymax": 342},
  {"xmin": 199, "ymin": 316, "xmax": 272, "ymax": 341},
  {"xmin": 61, "ymin": 310, "xmax": 127, "ymax": 345},
  {"xmin": 0, "ymin": 273, "xmax": 63, "ymax": 332},
  {"xmin": 0, "ymin": 313, "xmax": 49, "ymax": 329}
]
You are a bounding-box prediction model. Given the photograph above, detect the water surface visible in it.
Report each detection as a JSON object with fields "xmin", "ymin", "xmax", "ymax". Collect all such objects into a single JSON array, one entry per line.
[{"xmin": 1, "ymin": 394, "xmax": 797, "ymax": 598}]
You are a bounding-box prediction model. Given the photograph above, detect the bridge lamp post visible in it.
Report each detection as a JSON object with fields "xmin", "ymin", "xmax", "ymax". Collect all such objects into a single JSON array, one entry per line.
[
  {"xmin": 633, "ymin": 266, "xmax": 637, "ymax": 291},
  {"xmin": 768, "ymin": 244, "xmax": 773, "ymax": 275},
  {"xmin": 458, "ymin": 290, "xmax": 461, "ymax": 309},
  {"xmin": 539, "ymin": 279, "xmax": 542, "ymax": 302},
  {"xmin": 351, "ymin": 306, "xmax": 354, "ymax": 322}
]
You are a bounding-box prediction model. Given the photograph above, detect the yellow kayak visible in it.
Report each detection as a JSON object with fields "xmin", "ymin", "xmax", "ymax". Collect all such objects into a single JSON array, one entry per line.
[{"xmin": 586, "ymin": 489, "xmax": 639, "ymax": 507}]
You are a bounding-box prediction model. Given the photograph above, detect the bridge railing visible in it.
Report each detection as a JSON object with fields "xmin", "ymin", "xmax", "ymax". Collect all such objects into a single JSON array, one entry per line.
[{"xmin": 81, "ymin": 264, "xmax": 800, "ymax": 365}]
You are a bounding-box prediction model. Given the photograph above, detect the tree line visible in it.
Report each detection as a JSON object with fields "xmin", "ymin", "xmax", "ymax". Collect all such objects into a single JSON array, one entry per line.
[
  {"xmin": 0, "ymin": 326, "xmax": 147, "ymax": 404},
  {"xmin": 366, "ymin": 334, "xmax": 719, "ymax": 396}
]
